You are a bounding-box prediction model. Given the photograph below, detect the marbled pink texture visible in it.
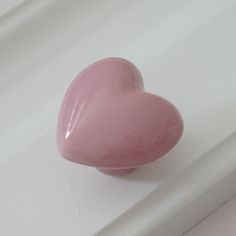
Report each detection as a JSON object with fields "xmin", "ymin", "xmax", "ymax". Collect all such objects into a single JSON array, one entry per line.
[{"xmin": 57, "ymin": 58, "xmax": 183, "ymax": 175}]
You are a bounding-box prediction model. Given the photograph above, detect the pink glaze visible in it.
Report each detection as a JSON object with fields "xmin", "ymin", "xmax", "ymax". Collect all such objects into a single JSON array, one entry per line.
[{"xmin": 57, "ymin": 58, "xmax": 183, "ymax": 175}]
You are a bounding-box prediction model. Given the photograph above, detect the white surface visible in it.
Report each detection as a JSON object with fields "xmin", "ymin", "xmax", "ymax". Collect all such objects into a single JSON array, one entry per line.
[
  {"xmin": 97, "ymin": 132, "xmax": 236, "ymax": 236},
  {"xmin": 0, "ymin": 0, "xmax": 25, "ymax": 17},
  {"xmin": 184, "ymin": 196, "xmax": 236, "ymax": 236},
  {"xmin": 0, "ymin": 0, "xmax": 236, "ymax": 235}
]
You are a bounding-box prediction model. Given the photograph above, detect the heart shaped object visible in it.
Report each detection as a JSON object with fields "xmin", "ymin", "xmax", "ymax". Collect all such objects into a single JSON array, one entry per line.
[{"xmin": 57, "ymin": 58, "xmax": 183, "ymax": 175}]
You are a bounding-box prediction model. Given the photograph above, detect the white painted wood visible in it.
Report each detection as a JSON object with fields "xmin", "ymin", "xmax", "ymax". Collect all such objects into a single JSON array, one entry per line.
[
  {"xmin": 0, "ymin": 0, "xmax": 25, "ymax": 18},
  {"xmin": 184, "ymin": 196, "xmax": 236, "ymax": 236},
  {"xmin": 97, "ymin": 132, "xmax": 236, "ymax": 236},
  {"xmin": 0, "ymin": 0, "xmax": 236, "ymax": 235}
]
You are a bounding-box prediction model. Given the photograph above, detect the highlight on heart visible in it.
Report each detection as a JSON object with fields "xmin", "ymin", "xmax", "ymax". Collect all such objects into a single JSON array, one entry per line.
[{"xmin": 57, "ymin": 57, "xmax": 183, "ymax": 176}]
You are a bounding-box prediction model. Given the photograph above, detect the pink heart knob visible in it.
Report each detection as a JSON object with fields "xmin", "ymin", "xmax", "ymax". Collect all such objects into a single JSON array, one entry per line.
[{"xmin": 57, "ymin": 58, "xmax": 183, "ymax": 175}]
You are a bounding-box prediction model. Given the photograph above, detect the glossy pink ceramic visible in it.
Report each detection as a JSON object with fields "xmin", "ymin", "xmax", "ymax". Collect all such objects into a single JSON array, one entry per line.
[{"xmin": 57, "ymin": 58, "xmax": 183, "ymax": 175}]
